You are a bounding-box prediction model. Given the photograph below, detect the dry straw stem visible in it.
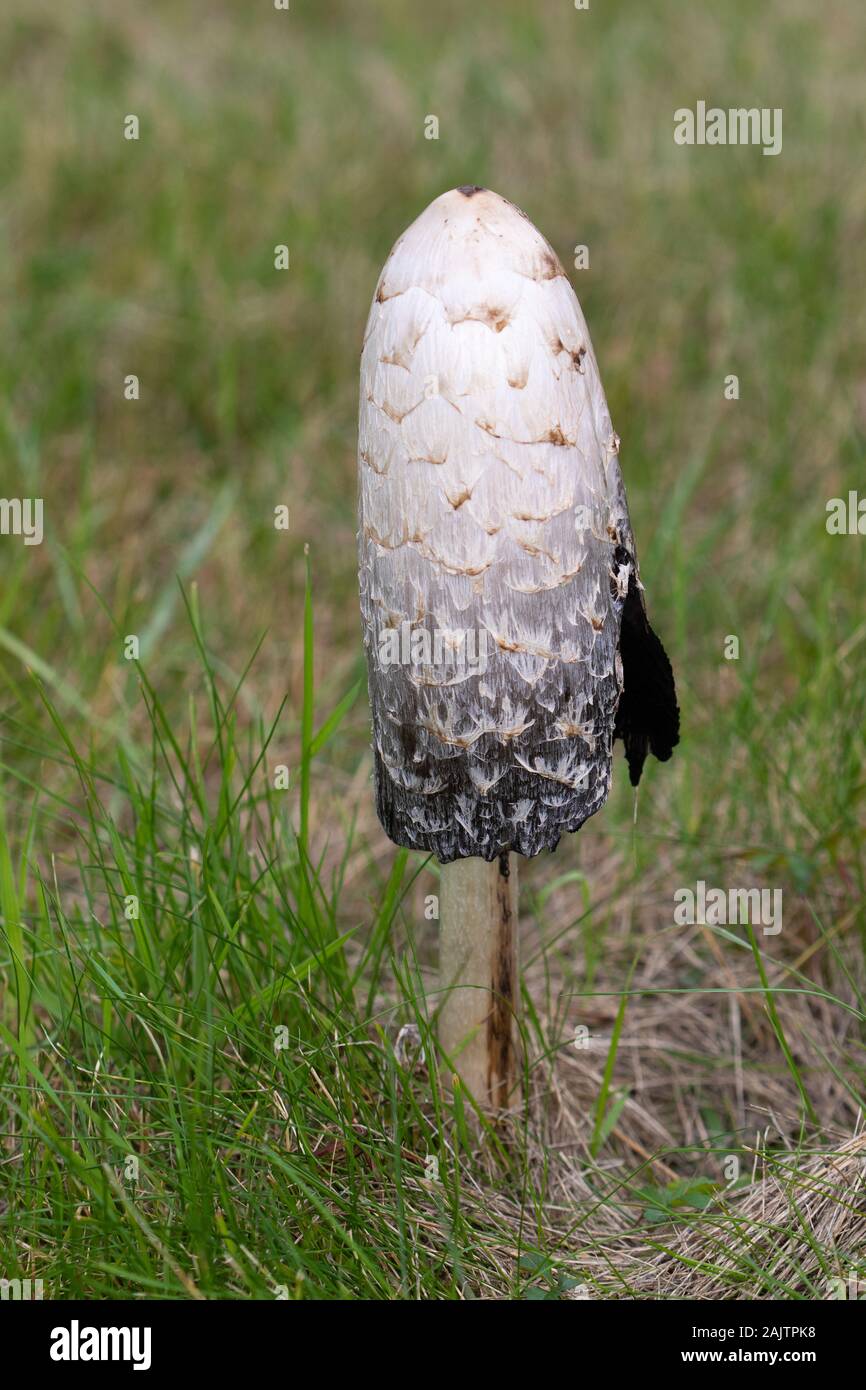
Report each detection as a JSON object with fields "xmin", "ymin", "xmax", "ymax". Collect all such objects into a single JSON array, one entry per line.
[{"xmin": 649, "ymin": 1131, "xmax": 866, "ymax": 1300}]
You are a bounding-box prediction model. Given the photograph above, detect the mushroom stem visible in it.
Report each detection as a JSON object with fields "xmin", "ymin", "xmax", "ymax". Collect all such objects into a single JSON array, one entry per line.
[{"xmin": 438, "ymin": 851, "xmax": 521, "ymax": 1110}]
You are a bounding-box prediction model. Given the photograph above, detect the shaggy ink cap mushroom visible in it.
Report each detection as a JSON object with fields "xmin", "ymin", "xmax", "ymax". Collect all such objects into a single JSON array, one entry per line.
[{"xmin": 358, "ymin": 188, "xmax": 679, "ymax": 863}]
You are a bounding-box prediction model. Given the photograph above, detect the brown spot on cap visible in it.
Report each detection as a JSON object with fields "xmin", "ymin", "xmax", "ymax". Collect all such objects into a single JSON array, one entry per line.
[
  {"xmin": 445, "ymin": 485, "xmax": 473, "ymax": 509},
  {"xmin": 457, "ymin": 184, "xmax": 485, "ymax": 197},
  {"xmin": 485, "ymin": 305, "xmax": 511, "ymax": 332},
  {"xmin": 544, "ymin": 425, "xmax": 570, "ymax": 447},
  {"xmin": 541, "ymin": 249, "xmax": 565, "ymax": 279}
]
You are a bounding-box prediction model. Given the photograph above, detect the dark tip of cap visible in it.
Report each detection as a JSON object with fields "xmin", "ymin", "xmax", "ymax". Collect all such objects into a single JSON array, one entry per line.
[{"xmin": 457, "ymin": 184, "xmax": 485, "ymax": 197}]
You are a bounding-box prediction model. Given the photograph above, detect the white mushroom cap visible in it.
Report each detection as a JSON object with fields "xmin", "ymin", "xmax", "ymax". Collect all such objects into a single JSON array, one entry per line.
[{"xmin": 358, "ymin": 186, "xmax": 674, "ymax": 862}]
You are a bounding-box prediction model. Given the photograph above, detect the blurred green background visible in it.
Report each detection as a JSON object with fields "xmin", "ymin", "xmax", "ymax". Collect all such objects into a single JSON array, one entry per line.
[
  {"xmin": 4, "ymin": 0, "xmax": 866, "ymax": 829},
  {"xmin": 1, "ymin": 0, "xmax": 865, "ymax": 1300},
  {"xmin": 2, "ymin": 0, "xmax": 863, "ymax": 731}
]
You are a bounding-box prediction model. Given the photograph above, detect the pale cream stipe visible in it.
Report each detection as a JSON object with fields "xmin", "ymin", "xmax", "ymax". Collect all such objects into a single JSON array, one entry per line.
[{"xmin": 439, "ymin": 852, "xmax": 520, "ymax": 1109}]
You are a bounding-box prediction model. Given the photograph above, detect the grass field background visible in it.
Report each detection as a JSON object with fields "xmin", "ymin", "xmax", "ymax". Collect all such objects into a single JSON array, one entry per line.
[{"xmin": 1, "ymin": 0, "xmax": 865, "ymax": 1299}]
